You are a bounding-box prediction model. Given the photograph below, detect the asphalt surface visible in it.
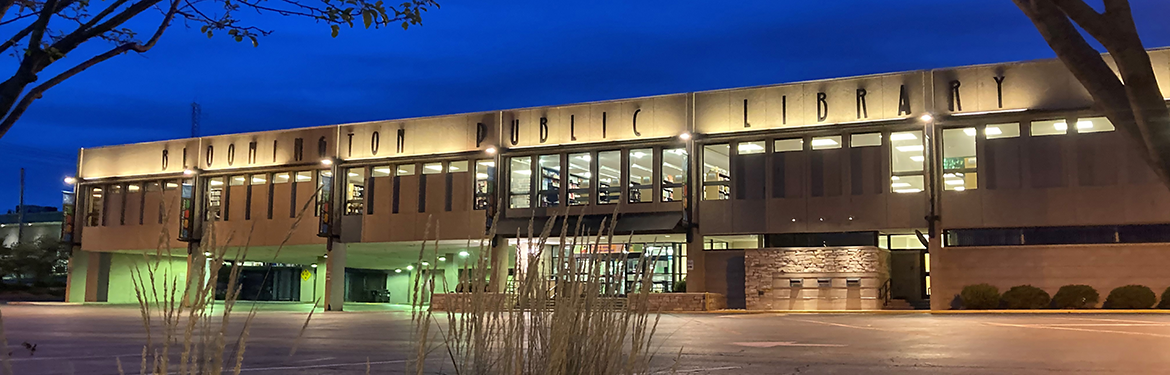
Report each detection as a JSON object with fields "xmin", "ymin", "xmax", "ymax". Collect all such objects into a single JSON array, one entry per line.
[{"xmin": 2, "ymin": 304, "xmax": 1170, "ymax": 374}]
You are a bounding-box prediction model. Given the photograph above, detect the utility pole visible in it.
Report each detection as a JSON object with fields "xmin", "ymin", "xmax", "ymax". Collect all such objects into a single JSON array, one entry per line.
[
  {"xmin": 191, "ymin": 102, "xmax": 202, "ymax": 138},
  {"xmin": 17, "ymin": 167, "xmax": 24, "ymax": 245}
]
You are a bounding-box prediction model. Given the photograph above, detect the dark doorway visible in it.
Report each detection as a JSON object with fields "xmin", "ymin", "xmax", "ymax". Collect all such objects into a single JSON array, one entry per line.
[
  {"xmin": 725, "ymin": 255, "xmax": 746, "ymax": 309},
  {"xmin": 217, "ymin": 265, "xmax": 301, "ymax": 301}
]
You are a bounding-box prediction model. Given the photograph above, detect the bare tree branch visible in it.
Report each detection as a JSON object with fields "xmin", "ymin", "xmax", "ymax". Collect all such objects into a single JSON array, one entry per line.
[
  {"xmin": 0, "ymin": 22, "xmax": 35, "ymax": 54},
  {"xmin": 0, "ymin": 0, "xmax": 181, "ymax": 139}
]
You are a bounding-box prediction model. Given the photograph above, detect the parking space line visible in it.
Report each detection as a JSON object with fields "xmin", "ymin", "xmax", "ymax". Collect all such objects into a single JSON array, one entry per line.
[
  {"xmin": 1057, "ymin": 317, "xmax": 1170, "ymax": 325},
  {"xmin": 785, "ymin": 318, "xmax": 898, "ymax": 332},
  {"xmin": 985, "ymin": 322, "xmax": 1170, "ymax": 339},
  {"xmin": 238, "ymin": 359, "xmax": 408, "ymax": 372}
]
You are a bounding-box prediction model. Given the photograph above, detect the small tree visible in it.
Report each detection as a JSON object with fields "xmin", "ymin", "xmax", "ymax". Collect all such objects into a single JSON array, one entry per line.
[
  {"xmin": 1014, "ymin": 0, "xmax": 1170, "ymax": 189},
  {"xmin": 0, "ymin": 235, "xmax": 68, "ymax": 284},
  {"xmin": 0, "ymin": 0, "xmax": 439, "ymax": 139}
]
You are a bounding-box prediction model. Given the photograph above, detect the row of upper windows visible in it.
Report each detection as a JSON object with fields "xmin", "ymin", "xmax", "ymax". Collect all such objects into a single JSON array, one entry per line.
[
  {"xmin": 84, "ymin": 180, "xmax": 179, "ymax": 227},
  {"xmin": 506, "ymin": 147, "xmax": 688, "ymax": 209},
  {"xmin": 83, "ymin": 117, "xmax": 1120, "ymax": 224}
]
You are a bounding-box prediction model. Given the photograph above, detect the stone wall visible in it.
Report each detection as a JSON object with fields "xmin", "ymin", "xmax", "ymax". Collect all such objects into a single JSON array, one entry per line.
[
  {"xmin": 745, "ymin": 247, "xmax": 890, "ymax": 311},
  {"xmin": 428, "ymin": 293, "xmax": 509, "ymax": 312},
  {"xmin": 632, "ymin": 293, "xmax": 727, "ymax": 312},
  {"xmin": 931, "ymin": 243, "xmax": 1170, "ymax": 309},
  {"xmin": 430, "ymin": 292, "xmax": 727, "ymax": 312}
]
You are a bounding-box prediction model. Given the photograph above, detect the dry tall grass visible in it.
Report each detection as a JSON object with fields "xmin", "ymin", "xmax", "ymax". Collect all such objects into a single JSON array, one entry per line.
[
  {"xmin": 121, "ymin": 187, "xmax": 320, "ymax": 375},
  {"xmin": 412, "ymin": 212, "xmax": 668, "ymax": 375}
]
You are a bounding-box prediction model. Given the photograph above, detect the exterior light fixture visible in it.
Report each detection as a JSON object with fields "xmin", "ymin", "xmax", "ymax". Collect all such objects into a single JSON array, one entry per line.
[
  {"xmin": 395, "ymin": 269, "xmax": 402, "ymax": 273},
  {"xmin": 459, "ymin": 251, "xmax": 470, "ymax": 258},
  {"xmin": 485, "ymin": 147, "xmax": 497, "ymax": 155},
  {"xmin": 183, "ymin": 169, "xmax": 196, "ymax": 176},
  {"xmin": 311, "ymin": 263, "xmax": 318, "ymax": 268},
  {"xmin": 438, "ymin": 256, "xmax": 447, "ymax": 262},
  {"xmin": 406, "ymin": 265, "xmax": 415, "ymax": 271},
  {"xmin": 421, "ymin": 261, "xmax": 430, "ymax": 267},
  {"xmin": 679, "ymin": 132, "xmax": 692, "ymax": 141},
  {"xmin": 203, "ymin": 251, "xmax": 212, "ymax": 257},
  {"xmin": 320, "ymin": 158, "xmax": 334, "ymax": 166},
  {"xmin": 63, "ymin": 177, "xmax": 77, "ymax": 185},
  {"xmin": 920, "ymin": 114, "xmax": 934, "ymax": 122}
]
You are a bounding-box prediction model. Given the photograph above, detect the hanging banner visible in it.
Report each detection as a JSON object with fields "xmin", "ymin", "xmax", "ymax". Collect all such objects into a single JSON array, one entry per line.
[
  {"xmin": 60, "ymin": 191, "xmax": 76, "ymax": 244},
  {"xmin": 318, "ymin": 173, "xmax": 333, "ymax": 237},
  {"xmin": 178, "ymin": 179, "xmax": 196, "ymax": 241}
]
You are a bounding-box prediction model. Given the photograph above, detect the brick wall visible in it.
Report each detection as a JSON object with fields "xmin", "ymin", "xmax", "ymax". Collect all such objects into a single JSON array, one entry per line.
[{"xmin": 931, "ymin": 243, "xmax": 1170, "ymax": 309}]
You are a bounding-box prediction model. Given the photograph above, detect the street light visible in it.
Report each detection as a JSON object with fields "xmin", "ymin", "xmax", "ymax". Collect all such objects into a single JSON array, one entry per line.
[
  {"xmin": 920, "ymin": 114, "xmax": 934, "ymax": 122},
  {"xmin": 320, "ymin": 158, "xmax": 334, "ymax": 166},
  {"xmin": 485, "ymin": 147, "xmax": 497, "ymax": 155},
  {"xmin": 63, "ymin": 177, "xmax": 76, "ymax": 185},
  {"xmin": 679, "ymin": 132, "xmax": 692, "ymax": 141}
]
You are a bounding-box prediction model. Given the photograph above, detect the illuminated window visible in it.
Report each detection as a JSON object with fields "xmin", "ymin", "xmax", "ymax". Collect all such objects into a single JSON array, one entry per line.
[
  {"xmin": 316, "ymin": 170, "xmax": 332, "ymax": 217},
  {"xmin": 942, "ymin": 128, "xmax": 977, "ymax": 191},
  {"xmin": 538, "ymin": 154, "xmax": 561, "ymax": 207},
  {"xmin": 127, "ymin": 183, "xmax": 141, "ymax": 193},
  {"xmin": 509, "ymin": 156, "xmax": 533, "ymax": 209},
  {"xmin": 850, "ymin": 133, "xmax": 881, "ymax": 147},
  {"xmin": 448, "ymin": 160, "xmax": 468, "ymax": 173},
  {"xmin": 345, "ymin": 167, "xmax": 365, "ymax": 215},
  {"xmin": 371, "ymin": 166, "xmax": 391, "ymax": 178},
  {"xmin": 295, "ymin": 171, "xmax": 312, "ymax": 182},
  {"xmin": 230, "ymin": 175, "xmax": 246, "ymax": 186},
  {"xmin": 396, "ymin": 164, "xmax": 416, "ymax": 176},
  {"xmin": 273, "ymin": 173, "xmax": 291, "ymax": 184},
  {"xmin": 164, "ymin": 181, "xmax": 178, "ymax": 190},
  {"xmin": 774, "ymin": 138, "xmax": 803, "ymax": 152},
  {"xmin": 598, "ymin": 151, "xmax": 621, "ymax": 204},
  {"xmin": 568, "ymin": 153, "xmax": 591, "ymax": 206},
  {"xmin": 737, "ymin": 141, "xmax": 765, "ymax": 155},
  {"xmin": 662, "ymin": 148, "xmax": 687, "ymax": 202},
  {"xmin": 985, "ymin": 122, "xmax": 1021, "ymax": 139},
  {"xmin": 702, "ymin": 144, "xmax": 730, "ymax": 200},
  {"xmin": 206, "ymin": 177, "xmax": 224, "ymax": 220},
  {"xmin": 250, "ymin": 174, "xmax": 267, "ymax": 185},
  {"xmin": 629, "ymin": 148, "xmax": 653, "ymax": 203},
  {"xmin": 890, "ymin": 131, "xmax": 924, "ymax": 193},
  {"xmin": 1031, "ymin": 119, "xmax": 1068, "ymax": 136},
  {"xmin": 811, "ymin": 136, "xmax": 842, "ymax": 150},
  {"xmin": 1075, "ymin": 117, "xmax": 1115, "ymax": 134},
  {"xmin": 474, "ymin": 159, "xmax": 495, "ymax": 210},
  {"xmin": 145, "ymin": 182, "xmax": 161, "ymax": 192},
  {"xmin": 86, "ymin": 186, "xmax": 104, "ymax": 227},
  {"xmin": 423, "ymin": 162, "xmax": 443, "ymax": 175}
]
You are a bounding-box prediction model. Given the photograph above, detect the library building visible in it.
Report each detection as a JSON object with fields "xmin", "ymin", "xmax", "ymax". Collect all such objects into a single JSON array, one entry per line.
[{"xmin": 62, "ymin": 48, "xmax": 1170, "ymax": 311}]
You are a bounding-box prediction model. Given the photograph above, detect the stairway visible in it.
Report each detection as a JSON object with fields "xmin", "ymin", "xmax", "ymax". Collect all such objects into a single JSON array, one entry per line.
[
  {"xmin": 909, "ymin": 299, "xmax": 932, "ymax": 310},
  {"xmin": 884, "ymin": 298, "xmax": 914, "ymax": 310}
]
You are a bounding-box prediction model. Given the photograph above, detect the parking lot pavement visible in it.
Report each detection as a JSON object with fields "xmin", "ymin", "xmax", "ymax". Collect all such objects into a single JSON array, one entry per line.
[{"xmin": 3, "ymin": 304, "xmax": 1170, "ymax": 374}]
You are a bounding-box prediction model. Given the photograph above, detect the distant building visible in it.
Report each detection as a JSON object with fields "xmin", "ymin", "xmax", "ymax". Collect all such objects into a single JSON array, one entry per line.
[{"xmin": 0, "ymin": 205, "xmax": 63, "ymax": 247}]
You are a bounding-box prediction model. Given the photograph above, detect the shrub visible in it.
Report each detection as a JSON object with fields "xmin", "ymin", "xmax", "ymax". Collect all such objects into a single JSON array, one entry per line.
[
  {"xmin": 960, "ymin": 283, "xmax": 1000, "ymax": 310},
  {"xmin": 1105, "ymin": 285, "xmax": 1156, "ymax": 309},
  {"xmin": 1052, "ymin": 285, "xmax": 1099, "ymax": 309},
  {"xmin": 1159, "ymin": 287, "xmax": 1170, "ymax": 309},
  {"xmin": 672, "ymin": 279, "xmax": 687, "ymax": 293},
  {"xmin": 1001, "ymin": 285, "xmax": 1050, "ymax": 309}
]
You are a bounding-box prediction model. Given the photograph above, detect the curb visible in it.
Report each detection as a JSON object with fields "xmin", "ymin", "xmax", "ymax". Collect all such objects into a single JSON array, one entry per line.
[{"xmin": 677, "ymin": 309, "xmax": 1170, "ymax": 315}]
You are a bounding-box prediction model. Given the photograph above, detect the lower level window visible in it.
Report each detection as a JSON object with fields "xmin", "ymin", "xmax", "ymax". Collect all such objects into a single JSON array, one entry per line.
[{"xmin": 509, "ymin": 156, "xmax": 532, "ymax": 209}]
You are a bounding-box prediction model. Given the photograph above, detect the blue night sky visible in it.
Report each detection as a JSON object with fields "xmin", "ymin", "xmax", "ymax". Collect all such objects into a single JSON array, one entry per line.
[{"xmin": 1, "ymin": 0, "xmax": 1169, "ymax": 209}]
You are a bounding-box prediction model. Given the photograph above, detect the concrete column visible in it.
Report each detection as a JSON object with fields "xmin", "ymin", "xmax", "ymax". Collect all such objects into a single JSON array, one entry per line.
[
  {"xmin": 686, "ymin": 232, "xmax": 705, "ymax": 292},
  {"xmin": 927, "ymin": 235, "xmax": 946, "ymax": 311},
  {"xmin": 324, "ymin": 242, "xmax": 346, "ymax": 311},
  {"xmin": 65, "ymin": 247, "xmax": 90, "ymax": 302},
  {"xmin": 488, "ymin": 236, "xmax": 509, "ymax": 293}
]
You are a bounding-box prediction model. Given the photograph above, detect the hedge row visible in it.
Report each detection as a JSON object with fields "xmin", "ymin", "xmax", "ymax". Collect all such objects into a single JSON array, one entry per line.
[{"xmin": 959, "ymin": 284, "xmax": 1170, "ymax": 309}]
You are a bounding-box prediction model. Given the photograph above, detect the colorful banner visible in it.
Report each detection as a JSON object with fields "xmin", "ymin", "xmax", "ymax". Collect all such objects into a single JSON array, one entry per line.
[{"xmin": 60, "ymin": 191, "xmax": 75, "ymax": 244}]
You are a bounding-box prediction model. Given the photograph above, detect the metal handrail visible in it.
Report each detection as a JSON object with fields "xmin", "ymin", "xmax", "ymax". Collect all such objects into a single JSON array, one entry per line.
[{"xmin": 878, "ymin": 278, "xmax": 893, "ymax": 308}]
